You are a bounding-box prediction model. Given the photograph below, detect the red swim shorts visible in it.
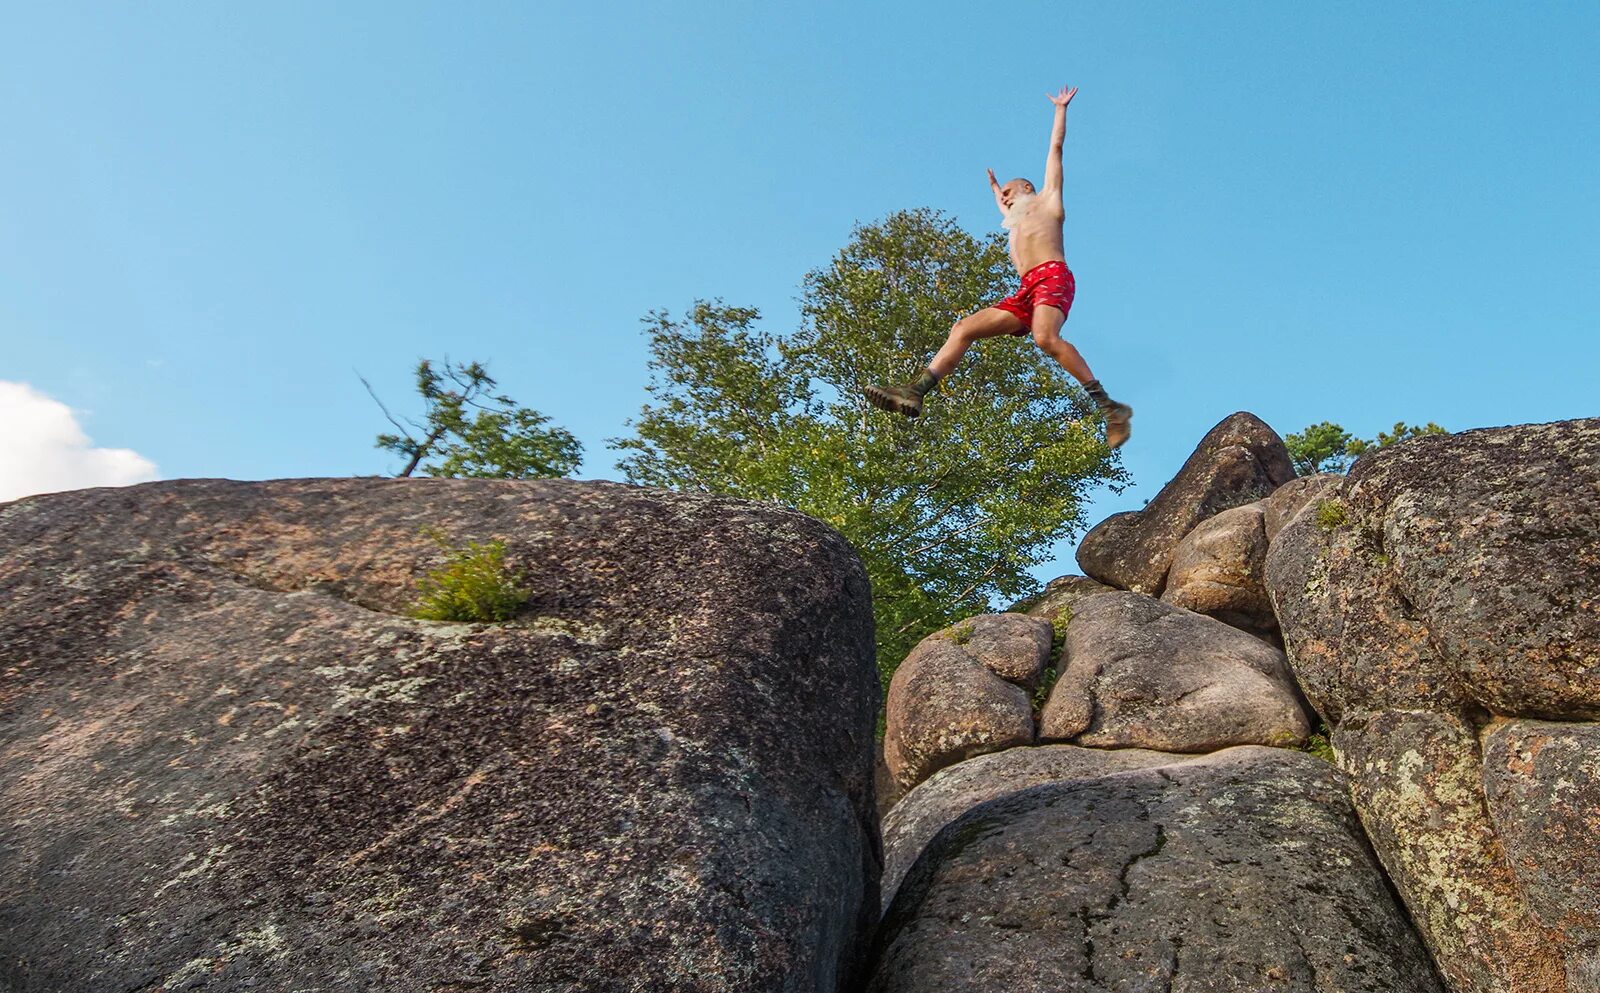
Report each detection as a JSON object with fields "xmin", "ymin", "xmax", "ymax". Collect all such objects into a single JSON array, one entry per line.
[{"xmin": 993, "ymin": 260, "xmax": 1075, "ymax": 334}]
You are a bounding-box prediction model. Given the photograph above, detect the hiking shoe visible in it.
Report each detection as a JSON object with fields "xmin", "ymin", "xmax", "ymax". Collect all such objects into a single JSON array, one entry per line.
[
  {"xmin": 865, "ymin": 383, "xmax": 923, "ymax": 418},
  {"xmin": 1104, "ymin": 402, "xmax": 1133, "ymax": 450}
]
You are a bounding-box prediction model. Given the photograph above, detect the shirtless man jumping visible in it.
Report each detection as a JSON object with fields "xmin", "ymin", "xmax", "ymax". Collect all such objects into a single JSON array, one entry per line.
[{"xmin": 865, "ymin": 85, "xmax": 1133, "ymax": 449}]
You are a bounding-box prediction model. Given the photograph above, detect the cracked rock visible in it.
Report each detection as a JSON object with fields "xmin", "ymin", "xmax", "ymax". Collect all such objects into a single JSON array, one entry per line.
[
  {"xmin": 879, "ymin": 744, "xmax": 1204, "ymax": 913},
  {"xmin": 866, "ymin": 747, "xmax": 1443, "ymax": 993}
]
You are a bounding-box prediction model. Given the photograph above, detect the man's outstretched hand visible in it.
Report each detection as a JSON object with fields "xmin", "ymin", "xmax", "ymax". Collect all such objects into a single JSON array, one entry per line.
[
  {"xmin": 1048, "ymin": 85, "xmax": 1079, "ymax": 108},
  {"xmin": 987, "ymin": 167, "xmax": 1000, "ymax": 189}
]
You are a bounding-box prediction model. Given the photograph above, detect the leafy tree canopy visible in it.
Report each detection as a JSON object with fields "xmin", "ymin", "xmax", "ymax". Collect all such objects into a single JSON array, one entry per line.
[
  {"xmin": 1285, "ymin": 420, "xmax": 1448, "ymax": 475},
  {"xmin": 610, "ymin": 209, "xmax": 1128, "ymax": 684},
  {"xmin": 366, "ymin": 359, "xmax": 582, "ymax": 479}
]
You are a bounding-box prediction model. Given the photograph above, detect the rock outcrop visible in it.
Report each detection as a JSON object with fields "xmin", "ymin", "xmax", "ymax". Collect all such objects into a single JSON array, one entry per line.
[
  {"xmin": 1039, "ymin": 591, "xmax": 1310, "ymax": 751},
  {"xmin": 882, "ymin": 614, "xmax": 1050, "ymax": 794},
  {"xmin": 1266, "ymin": 417, "xmax": 1600, "ymax": 992},
  {"xmin": 1009, "ymin": 573, "xmax": 1111, "ymax": 623},
  {"xmin": 1076, "ymin": 412, "xmax": 1296, "ymax": 595},
  {"xmin": 1159, "ymin": 472, "xmax": 1340, "ymax": 640},
  {"xmin": 0, "ymin": 478, "xmax": 882, "ymax": 993},
  {"xmin": 879, "ymin": 744, "xmax": 1202, "ymax": 912},
  {"xmin": 1262, "ymin": 471, "xmax": 1342, "ymax": 540},
  {"xmin": 868, "ymin": 747, "xmax": 1444, "ymax": 993}
]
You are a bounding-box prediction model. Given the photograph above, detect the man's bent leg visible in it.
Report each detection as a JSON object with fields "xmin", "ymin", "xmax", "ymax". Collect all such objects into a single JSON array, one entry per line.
[
  {"xmin": 928, "ymin": 307, "xmax": 1026, "ymax": 377},
  {"xmin": 866, "ymin": 307, "xmax": 1024, "ymax": 418},
  {"xmin": 1027, "ymin": 305, "xmax": 1095, "ymax": 384},
  {"xmin": 1031, "ymin": 304, "xmax": 1133, "ymax": 449}
]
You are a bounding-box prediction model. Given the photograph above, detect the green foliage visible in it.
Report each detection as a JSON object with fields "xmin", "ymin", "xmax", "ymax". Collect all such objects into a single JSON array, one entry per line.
[
  {"xmin": 948, "ymin": 622, "xmax": 976, "ymax": 645},
  {"xmin": 1348, "ymin": 421, "xmax": 1450, "ymax": 458},
  {"xmin": 367, "ymin": 359, "xmax": 583, "ymax": 479},
  {"xmin": 1050, "ymin": 608, "xmax": 1073, "ymax": 640},
  {"xmin": 1285, "ymin": 420, "xmax": 1448, "ymax": 476},
  {"xmin": 610, "ymin": 209, "xmax": 1128, "ymax": 687},
  {"xmin": 1049, "ymin": 608, "xmax": 1072, "ymax": 659},
  {"xmin": 1303, "ymin": 724, "xmax": 1337, "ymax": 763},
  {"xmin": 1284, "ymin": 422, "xmax": 1359, "ymax": 476},
  {"xmin": 1033, "ymin": 666, "xmax": 1058, "ymax": 712},
  {"xmin": 1037, "ymin": 610, "xmax": 1071, "ymax": 712},
  {"xmin": 1313, "ymin": 499, "xmax": 1349, "ymax": 532},
  {"xmin": 411, "ymin": 532, "xmax": 530, "ymax": 622}
]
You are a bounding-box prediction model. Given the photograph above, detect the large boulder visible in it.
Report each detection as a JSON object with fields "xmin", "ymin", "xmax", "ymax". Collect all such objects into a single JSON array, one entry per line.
[
  {"xmin": 1160, "ymin": 501, "xmax": 1274, "ymax": 635},
  {"xmin": 0, "ymin": 478, "xmax": 882, "ymax": 993},
  {"xmin": 1267, "ymin": 419, "xmax": 1600, "ymax": 724},
  {"xmin": 1076, "ymin": 412, "xmax": 1295, "ymax": 595},
  {"xmin": 882, "ymin": 614, "xmax": 1050, "ymax": 795},
  {"xmin": 879, "ymin": 744, "xmax": 1201, "ymax": 912},
  {"xmin": 1160, "ymin": 473, "xmax": 1341, "ymax": 638},
  {"xmin": 1039, "ymin": 592, "xmax": 1310, "ymax": 751},
  {"xmin": 1266, "ymin": 417, "xmax": 1600, "ymax": 992},
  {"xmin": 867, "ymin": 747, "xmax": 1444, "ymax": 993}
]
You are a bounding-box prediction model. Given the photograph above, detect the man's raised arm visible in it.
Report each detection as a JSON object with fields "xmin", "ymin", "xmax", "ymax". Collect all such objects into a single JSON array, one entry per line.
[
  {"xmin": 986, "ymin": 168, "xmax": 1007, "ymax": 217},
  {"xmin": 1043, "ymin": 85, "xmax": 1077, "ymax": 201}
]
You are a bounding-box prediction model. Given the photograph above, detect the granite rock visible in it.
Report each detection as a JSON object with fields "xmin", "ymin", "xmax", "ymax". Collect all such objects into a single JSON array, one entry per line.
[
  {"xmin": 1077, "ymin": 412, "xmax": 1295, "ymax": 595},
  {"xmin": 868, "ymin": 747, "xmax": 1444, "ymax": 993},
  {"xmin": 882, "ymin": 614, "xmax": 1049, "ymax": 794},
  {"xmin": 0, "ymin": 478, "xmax": 881, "ymax": 993},
  {"xmin": 1040, "ymin": 592, "xmax": 1310, "ymax": 751}
]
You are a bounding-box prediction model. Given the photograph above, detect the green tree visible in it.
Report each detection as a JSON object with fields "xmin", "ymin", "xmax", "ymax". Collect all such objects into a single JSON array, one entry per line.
[
  {"xmin": 365, "ymin": 358, "xmax": 582, "ymax": 478},
  {"xmin": 1285, "ymin": 420, "xmax": 1448, "ymax": 475},
  {"xmin": 610, "ymin": 209, "xmax": 1128, "ymax": 685}
]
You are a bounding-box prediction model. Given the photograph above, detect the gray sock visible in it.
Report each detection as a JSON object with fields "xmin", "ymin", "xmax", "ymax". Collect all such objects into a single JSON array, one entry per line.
[
  {"xmin": 911, "ymin": 369, "xmax": 941, "ymax": 396},
  {"xmin": 1083, "ymin": 379, "xmax": 1115, "ymax": 411}
]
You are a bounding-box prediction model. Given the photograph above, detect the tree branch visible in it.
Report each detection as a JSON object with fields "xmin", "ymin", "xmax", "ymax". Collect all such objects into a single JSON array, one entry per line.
[
  {"xmin": 398, "ymin": 425, "xmax": 450, "ymax": 478},
  {"xmin": 360, "ymin": 374, "xmax": 420, "ymax": 440}
]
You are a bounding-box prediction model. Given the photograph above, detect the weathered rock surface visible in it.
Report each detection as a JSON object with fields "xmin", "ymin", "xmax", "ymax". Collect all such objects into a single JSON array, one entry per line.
[
  {"xmin": 1040, "ymin": 592, "xmax": 1310, "ymax": 751},
  {"xmin": 1334, "ymin": 712, "xmax": 1567, "ymax": 993},
  {"xmin": 1482, "ymin": 719, "xmax": 1600, "ymax": 988},
  {"xmin": 1010, "ymin": 573, "xmax": 1111, "ymax": 623},
  {"xmin": 1267, "ymin": 418, "xmax": 1600, "ymax": 724},
  {"xmin": 1077, "ymin": 412, "xmax": 1295, "ymax": 595},
  {"xmin": 883, "ymin": 614, "xmax": 1049, "ymax": 794},
  {"xmin": 1161, "ymin": 501, "xmax": 1274, "ymax": 635},
  {"xmin": 1266, "ymin": 417, "xmax": 1600, "ymax": 992},
  {"xmin": 1262, "ymin": 471, "xmax": 1342, "ymax": 540},
  {"xmin": 880, "ymin": 744, "xmax": 1200, "ymax": 912},
  {"xmin": 868, "ymin": 747, "xmax": 1444, "ymax": 993},
  {"xmin": 0, "ymin": 478, "xmax": 881, "ymax": 993}
]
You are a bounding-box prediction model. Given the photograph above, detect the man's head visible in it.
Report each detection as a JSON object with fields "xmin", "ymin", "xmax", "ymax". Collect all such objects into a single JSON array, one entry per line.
[{"xmin": 999, "ymin": 178, "xmax": 1036, "ymax": 209}]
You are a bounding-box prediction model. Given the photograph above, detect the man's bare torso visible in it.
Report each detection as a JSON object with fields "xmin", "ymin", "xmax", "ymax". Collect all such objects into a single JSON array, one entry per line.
[{"xmin": 1003, "ymin": 193, "xmax": 1066, "ymax": 275}]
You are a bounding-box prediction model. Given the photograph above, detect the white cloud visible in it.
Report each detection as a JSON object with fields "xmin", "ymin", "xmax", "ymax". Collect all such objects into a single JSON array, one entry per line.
[{"xmin": 0, "ymin": 381, "xmax": 159, "ymax": 502}]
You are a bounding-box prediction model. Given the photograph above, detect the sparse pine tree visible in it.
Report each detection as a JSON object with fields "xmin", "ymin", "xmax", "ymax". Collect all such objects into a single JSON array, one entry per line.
[{"xmin": 365, "ymin": 359, "xmax": 582, "ymax": 479}]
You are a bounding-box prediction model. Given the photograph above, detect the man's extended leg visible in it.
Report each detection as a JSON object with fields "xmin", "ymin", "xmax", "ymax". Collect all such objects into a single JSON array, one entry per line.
[
  {"xmin": 1030, "ymin": 304, "xmax": 1133, "ymax": 449},
  {"xmin": 865, "ymin": 307, "xmax": 1024, "ymax": 417}
]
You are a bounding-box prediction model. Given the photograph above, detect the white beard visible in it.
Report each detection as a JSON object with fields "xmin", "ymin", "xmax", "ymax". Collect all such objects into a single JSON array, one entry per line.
[{"xmin": 1002, "ymin": 193, "xmax": 1040, "ymax": 230}]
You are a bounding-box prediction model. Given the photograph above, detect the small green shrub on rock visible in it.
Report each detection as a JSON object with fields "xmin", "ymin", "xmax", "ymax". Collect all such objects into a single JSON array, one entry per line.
[
  {"xmin": 1314, "ymin": 500, "xmax": 1349, "ymax": 532},
  {"xmin": 412, "ymin": 534, "xmax": 529, "ymax": 622}
]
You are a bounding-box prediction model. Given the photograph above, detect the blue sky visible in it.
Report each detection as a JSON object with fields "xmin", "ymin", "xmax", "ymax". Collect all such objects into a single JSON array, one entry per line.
[{"xmin": 3, "ymin": 2, "xmax": 1597, "ymax": 584}]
